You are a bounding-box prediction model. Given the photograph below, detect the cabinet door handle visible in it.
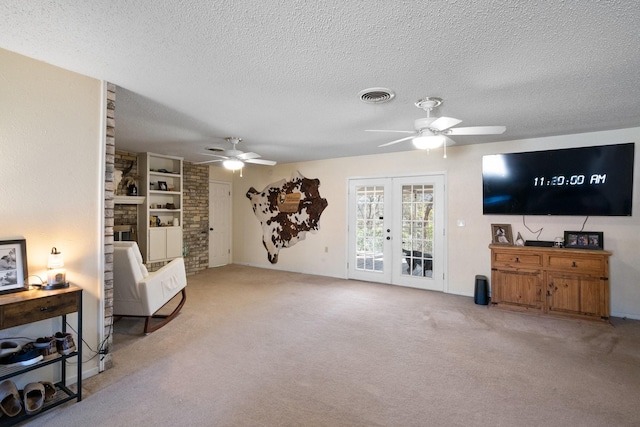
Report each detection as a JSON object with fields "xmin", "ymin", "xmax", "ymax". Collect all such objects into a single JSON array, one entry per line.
[
  {"xmin": 572, "ymin": 261, "xmax": 577, "ymax": 268},
  {"xmin": 514, "ymin": 257, "xmax": 520, "ymax": 263},
  {"xmin": 39, "ymin": 306, "xmax": 49, "ymax": 311}
]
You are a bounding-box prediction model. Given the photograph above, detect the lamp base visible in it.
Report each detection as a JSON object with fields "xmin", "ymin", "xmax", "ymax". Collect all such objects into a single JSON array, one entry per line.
[{"xmin": 41, "ymin": 281, "xmax": 70, "ymax": 291}]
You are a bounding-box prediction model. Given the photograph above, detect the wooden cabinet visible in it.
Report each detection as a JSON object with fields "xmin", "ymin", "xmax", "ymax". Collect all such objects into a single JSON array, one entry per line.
[
  {"xmin": 545, "ymin": 251, "xmax": 610, "ymax": 319},
  {"xmin": 0, "ymin": 286, "xmax": 82, "ymax": 425},
  {"xmin": 492, "ymin": 268, "xmax": 543, "ymax": 310},
  {"xmin": 137, "ymin": 153, "xmax": 183, "ymax": 263},
  {"xmin": 489, "ymin": 245, "xmax": 611, "ymax": 321}
]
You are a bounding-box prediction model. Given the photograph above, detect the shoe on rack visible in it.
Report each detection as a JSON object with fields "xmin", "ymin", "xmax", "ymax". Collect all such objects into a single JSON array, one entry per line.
[
  {"xmin": 0, "ymin": 343, "xmax": 43, "ymax": 368},
  {"xmin": 0, "ymin": 341, "xmax": 21, "ymax": 357},
  {"xmin": 54, "ymin": 332, "xmax": 76, "ymax": 356},
  {"xmin": 40, "ymin": 381, "xmax": 57, "ymax": 402},
  {"xmin": 34, "ymin": 337, "xmax": 58, "ymax": 361},
  {"xmin": 23, "ymin": 382, "xmax": 45, "ymax": 415},
  {"xmin": 0, "ymin": 380, "xmax": 22, "ymax": 417}
]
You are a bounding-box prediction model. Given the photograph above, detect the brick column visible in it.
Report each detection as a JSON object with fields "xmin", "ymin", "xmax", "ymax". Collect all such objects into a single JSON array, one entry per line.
[{"xmin": 102, "ymin": 83, "xmax": 116, "ymax": 370}]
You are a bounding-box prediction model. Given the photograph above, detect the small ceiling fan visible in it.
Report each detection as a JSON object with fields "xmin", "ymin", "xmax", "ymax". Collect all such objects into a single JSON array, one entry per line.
[
  {"xmin": 366, "ymin": 97, "xmax": 506, "ymax": 156},
  {"xmin": 197, "ymin": 137, "xmax": 277, "ymax": 170}
]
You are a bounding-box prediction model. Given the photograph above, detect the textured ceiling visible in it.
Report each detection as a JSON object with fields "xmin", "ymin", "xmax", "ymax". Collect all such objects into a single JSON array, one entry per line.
[{"xmin": 2, "ymin": 1, "xmax": 640, "ymax": 165}]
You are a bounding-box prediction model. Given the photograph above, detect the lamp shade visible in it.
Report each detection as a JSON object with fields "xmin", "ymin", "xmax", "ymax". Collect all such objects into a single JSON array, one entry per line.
[
  {"xmin": 223, "ymin": 159, "xmax": 244, "ymax": 170},
  {"xmin": 47, "ymin": 247, "xmax": 64, "ymax": 269}
]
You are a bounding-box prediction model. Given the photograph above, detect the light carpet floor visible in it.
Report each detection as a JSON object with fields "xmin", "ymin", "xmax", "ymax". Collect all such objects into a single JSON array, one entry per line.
[{"xmin": 29, "ymin": 265, "xmax": 640, "ymax": 426}]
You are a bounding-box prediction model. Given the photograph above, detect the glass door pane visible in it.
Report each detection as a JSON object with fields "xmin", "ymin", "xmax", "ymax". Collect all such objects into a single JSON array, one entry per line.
[
  {"xmin": 355, "ymin": 185, "xmax": 385, "ymax": 272},
  {"xmin": 401, "ymin": 184, "xmax": 434, "ymax": 278},
  {"xmin": 348, "ymin": 179, "xmax": 392, "ymax": 283},
  {"xmin": 391, "ymin": 175, "xmax": 444, "ymax": 291}
]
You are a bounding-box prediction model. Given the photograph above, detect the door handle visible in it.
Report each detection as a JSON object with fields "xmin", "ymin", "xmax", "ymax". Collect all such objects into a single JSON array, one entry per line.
[
  {"xmin": 209, "ymin": 228, "xmax": 213, "ymax": 231},
  {"xmin": 386, "ymin": 236, "xmax": 391, "ymax": 240}
]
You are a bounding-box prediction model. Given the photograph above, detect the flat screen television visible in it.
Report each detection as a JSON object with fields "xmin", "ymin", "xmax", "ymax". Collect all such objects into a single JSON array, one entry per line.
[{"xmin": 482, "ymin": 143, "xmax": 635, "ymax": 216}]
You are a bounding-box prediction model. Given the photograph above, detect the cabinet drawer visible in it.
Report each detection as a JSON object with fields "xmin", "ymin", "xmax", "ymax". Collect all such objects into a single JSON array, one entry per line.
[
  {"xmin": 493, "ymin": 251, "xmax": 543, "ymax": 268},
  {"xmin": 0, "ymin": 292, "xmax": 79, "ymax": 329},
  {"xmin": 547, "ymin": 255, "xmax": 605, "ymax": 272}
]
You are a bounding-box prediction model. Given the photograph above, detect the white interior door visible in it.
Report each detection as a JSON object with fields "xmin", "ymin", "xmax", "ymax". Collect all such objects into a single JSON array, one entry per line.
[
  {"xmin": 209, "ymin": 181, "xmax": 231, "ymax": 267},
  {"xmin": 348, "ymin": 174, "xmax": 445, "ymax": 292}
]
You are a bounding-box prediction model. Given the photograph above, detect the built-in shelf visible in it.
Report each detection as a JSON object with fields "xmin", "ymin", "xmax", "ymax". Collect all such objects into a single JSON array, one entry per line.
[
  {"xmin": 114, "ymin": 195, "xmax": 145, "ymax": 205},
  {"xmin": 138, "ymin": 153, "xmax": 183, "ymax": 262}
]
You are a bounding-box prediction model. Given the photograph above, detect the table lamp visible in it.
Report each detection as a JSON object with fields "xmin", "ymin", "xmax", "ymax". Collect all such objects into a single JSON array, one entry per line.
[{"xmin": 44, "ymin": 247, "xmax": 69, "ymax": 290}]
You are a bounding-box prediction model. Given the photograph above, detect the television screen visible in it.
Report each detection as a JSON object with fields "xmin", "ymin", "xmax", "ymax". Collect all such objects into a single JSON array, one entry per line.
[{"xmin": 482, "ymin": 143, "xmax": 635, "ymax": 216}]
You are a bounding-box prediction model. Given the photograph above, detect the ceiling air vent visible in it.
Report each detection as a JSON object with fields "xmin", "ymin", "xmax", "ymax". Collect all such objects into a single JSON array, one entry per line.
[
  {"xmin": 206, "ymin": 146, "xmax": 225, "ymax": 153},
  {"xmin": 359, "ymin": 87, "xmax": 395, "ymax": 104}
]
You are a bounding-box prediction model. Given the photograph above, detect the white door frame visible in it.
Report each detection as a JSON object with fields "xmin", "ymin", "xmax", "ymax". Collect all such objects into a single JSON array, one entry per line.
[{"xmin": 347, "ymin": 173, "xmax": 447, "ymax": 292}]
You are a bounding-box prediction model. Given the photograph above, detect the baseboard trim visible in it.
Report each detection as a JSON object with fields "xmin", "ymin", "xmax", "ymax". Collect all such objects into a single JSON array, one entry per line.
[{"xmin": 611, "ymin": 312, "xmax": 640, "ymax": 320}]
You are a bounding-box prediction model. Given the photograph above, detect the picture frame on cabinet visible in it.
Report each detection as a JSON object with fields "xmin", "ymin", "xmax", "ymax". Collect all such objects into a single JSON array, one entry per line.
[
  {"xmin": 0, "ymin": 239, "xmax": 29, "ymax": 294},
  {"xmin": 158, "ymin": 181, "xmax": 168, "ymax": 191},
  {"xmin": 564, "ymin": 231, "xmax": 603, "ymax": 250},
  {"xmin": 491, "ymin": 224, "xmax": 513, "ymax": 245}
]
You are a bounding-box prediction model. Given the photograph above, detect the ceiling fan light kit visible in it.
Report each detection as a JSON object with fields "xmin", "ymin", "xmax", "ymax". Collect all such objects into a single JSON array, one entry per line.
[
  {"xmin": 367, "ymin": 96, "xmax": 506, "ymax": 157},
  {"xmin": 223, "ymin": 158, "xmax": 244, "ymax": 170},
  {"xmin": 413, "ymin": 134, "xmax": 445, "ymax": 150}
]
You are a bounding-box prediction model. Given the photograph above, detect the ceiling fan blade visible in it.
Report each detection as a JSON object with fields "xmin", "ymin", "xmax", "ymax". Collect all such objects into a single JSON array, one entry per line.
[
  {"xmin": 246, "ymin": 158, "xmax": 277, "ymax": 166},
  {"xmin": 430, "ymin": 117, "xmax": 462, "ymax": 131},
  {"xmin": 378, "ymin": 135, "xmax": 415, "ymax": 147},
  {"xmin": 237, "ymin": 152, "xmax": 261, "ymax": 160},
  {"xmin": 447, "ymin": 126, "xmax": 506, "ymax": 135},
  {"xmin": 200, "ymin": 152, "xmax": 230, "ymax": 159},
  {"xmin": 366, "ymin": 129, "xmax": 416, "ymax": 134},
  {"xmin": 195, "ymin": 159, "xmax": 224, "ymax": 165}
]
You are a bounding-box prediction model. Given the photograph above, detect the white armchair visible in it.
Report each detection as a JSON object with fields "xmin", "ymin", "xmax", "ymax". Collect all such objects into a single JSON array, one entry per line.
[{"xmin": 113, "ymin": 241, "xmax": 187, "ymax": 334}]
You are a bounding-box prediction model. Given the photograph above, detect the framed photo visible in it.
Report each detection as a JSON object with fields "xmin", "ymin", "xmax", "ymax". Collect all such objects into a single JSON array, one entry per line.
[
  {"xmin": 0, "ymin": 239, "xmax": 29, "ymax": 294},
  {"xmin": 158, "ymin": 181, "xmax": 168, "ymax": 191},
  {"xmin": 491, "ymin": 224, "xmax": 513, "ymax": 245},
  {"xmin": 564, "ymin": 231, "xmax": 604, "ymax": 250}
]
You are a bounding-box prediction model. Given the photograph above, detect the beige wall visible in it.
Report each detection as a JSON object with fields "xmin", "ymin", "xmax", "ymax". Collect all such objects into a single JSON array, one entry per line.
[
  {"xmin": 230, "ymin": 128, "xmax": 640, "ymax": 319},
  {"xmin": 0, "ymin": 48, "xmax": 103, "ymax": 382}
]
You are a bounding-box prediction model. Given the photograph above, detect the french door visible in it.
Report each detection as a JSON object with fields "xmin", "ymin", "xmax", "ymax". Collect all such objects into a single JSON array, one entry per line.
[{"xmin": 347, "ymin": 175, "xmax": 445, "ymax": 291}]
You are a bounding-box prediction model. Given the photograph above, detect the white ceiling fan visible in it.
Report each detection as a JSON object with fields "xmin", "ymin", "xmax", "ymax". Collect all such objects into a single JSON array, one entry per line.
[
  {"xmin": 367, "ymin": 97, "xmax": 506, "ymax": 157},
  {"xmin": 197, "ymin": 137, "xmax": 277, "ymax": 170}
]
